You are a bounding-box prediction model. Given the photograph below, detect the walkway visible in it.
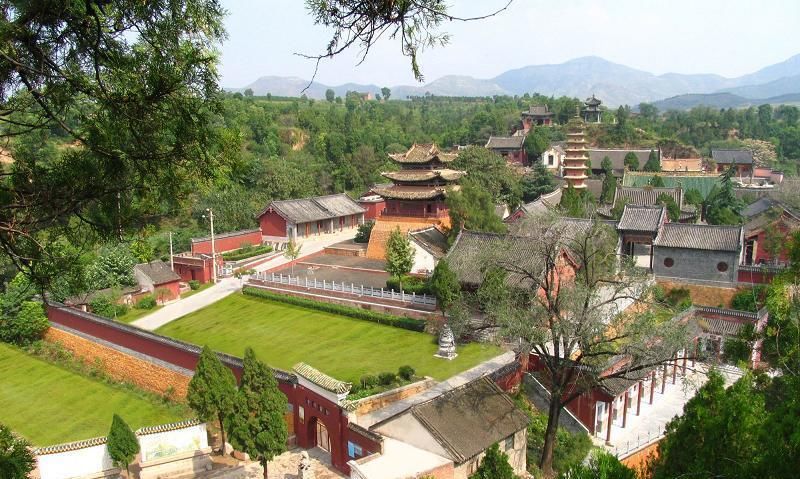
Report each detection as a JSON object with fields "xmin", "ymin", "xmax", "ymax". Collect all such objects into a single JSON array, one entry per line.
[
  {"xmin": 132, "ymin": 230, "xmax": 357, "ymax": 331},
  {"xmin": 355, "ymin": 350, "xmax": 516, "ymax": 428}
]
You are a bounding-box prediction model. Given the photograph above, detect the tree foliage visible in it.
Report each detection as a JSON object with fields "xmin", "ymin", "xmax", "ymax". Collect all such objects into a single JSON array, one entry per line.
[
  {"xmin": 469, "ymin": 443, "xmax": 515, "ymax": 479},
  {"xmin": 521, "ymin": 162, "xmax": 557, "ymax": 203},
  {"xmin": 656, "ymin": 193, "xmax": 680, "ymax": 222},
  {"xmin": 452, "ymin": 147, "xmax": 522, "ymax": 207},
  {"xmin": 643, "ymin": 149, "xmax": 661, "ymax": 172},
  {"xmin": 107, "ymin": 414, "xmax": 140, "ymax": 474},
  {"xmin": 446, "ymin": 183, "xmax": 507, "ymax": 242},
  {"xmin": 600, "ymin": 157, "xmax": 616, "ymax": 204},
  {"xmin": 623, "ymin": 152, "xmax": 640, "ymax": 171},
  {"xmin": 429, "ymin": 259, "xmax": 461, "ymax": 315},
  {"xmin": 385, "ymin": 228, "xmax": 414, "ymax": 290},
  {"xmin": 560, "ymin": 450, "xmax": 636, "ymax": 479},
  {"xmin": 0, "ymin": 424, "xmax": 36, "ymax": 479},
  {"xmin": 704, "ymin": 168, "xmax": 743, "ymax": 225},
  {"xmin": 187, "ymin": 345, "xmax": 237, "ymax": 454},
  {"xmin": 86, "ymin": 244, "xmax": 137, "ymax": 290},
  {"xmin": 227, "ymin": 348, "xmax": 288, "ymax": 478}
]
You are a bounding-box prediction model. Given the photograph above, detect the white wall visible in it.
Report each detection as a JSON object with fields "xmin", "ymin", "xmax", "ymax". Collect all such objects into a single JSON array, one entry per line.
[
  {"xmin": 139, "ymin": 423, "xmax": 209, "ymax": 463},
  {"xmin": 410, "ymin": 240, "xmax": 437, "ymax": 274},
  {"xmin": 37, "ymin": 442, "xmax": 116, "ymax": 479}
]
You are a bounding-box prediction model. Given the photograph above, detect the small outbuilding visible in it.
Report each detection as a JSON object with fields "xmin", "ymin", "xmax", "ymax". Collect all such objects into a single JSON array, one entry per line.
[
  {"xmin": 258, "ymin": 193, "xmax": 366, "ymax": 241},
  {"xmin": 134, "ymin": 260, "xmax": 182, "ymax": 302}
]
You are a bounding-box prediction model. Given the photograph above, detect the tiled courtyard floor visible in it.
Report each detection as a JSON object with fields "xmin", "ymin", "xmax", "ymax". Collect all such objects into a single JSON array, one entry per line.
[{"xmin": 204, "ymin": 448, "xmax": 344, "ymax": 479}]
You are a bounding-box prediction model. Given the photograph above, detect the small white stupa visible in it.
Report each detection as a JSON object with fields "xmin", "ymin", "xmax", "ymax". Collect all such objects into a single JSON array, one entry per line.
[{"xmin": 434, "ymin": 323, "xmax": 458, "ymax": 360}]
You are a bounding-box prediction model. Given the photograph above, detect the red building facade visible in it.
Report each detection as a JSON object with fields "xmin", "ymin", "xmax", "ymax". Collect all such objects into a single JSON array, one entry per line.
[
  {"xmin": 191, "ymin": 229, "xmax": 262, "ymax": 255},
  {"xmin": 172, "ymin": 254, "xmax": 221, "ymax": 284},
  {"xmin": 373, "ymin": 144, "xmax": 464, "ymax": 219}
]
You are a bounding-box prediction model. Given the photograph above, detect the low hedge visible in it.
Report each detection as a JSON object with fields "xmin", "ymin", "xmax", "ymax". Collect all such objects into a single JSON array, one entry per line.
[
  {"xmin": 222, "ymin": 244, "xmax": 274, "ymax": 262},
  {"xmin": 242, "ymin": 286, "xmax": 425, "ymax": 332},
  {"xmin": 386, "ymin": 275, "xmax": 430, "ymax": 295}
]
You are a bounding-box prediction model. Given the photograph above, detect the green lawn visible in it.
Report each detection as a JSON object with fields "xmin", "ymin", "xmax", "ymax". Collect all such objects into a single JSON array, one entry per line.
[
  {"xmin": 157, "ymin": 293, "xmax": 503, "ymax": 383},
  {"xmin": 117, "ymin": 304, "xmax": 163, "ymax": 324},
  {"xmin": 0, "ymin": 343, "xmax": 189, "ymax": 446}
]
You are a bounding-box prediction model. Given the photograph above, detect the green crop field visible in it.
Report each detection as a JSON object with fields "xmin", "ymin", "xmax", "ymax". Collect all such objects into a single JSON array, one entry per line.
[
  {"xmin": 0, "ymin": 343, "xmax": 189, "ymax": 446},
  {"xmin": 157, "ymin": 293, "xmax": 503, "ymax": 383}
]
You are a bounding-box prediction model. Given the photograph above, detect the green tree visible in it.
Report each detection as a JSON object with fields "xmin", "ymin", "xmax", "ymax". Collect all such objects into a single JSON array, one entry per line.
[
  {"xmin": 521, "ymin": 162, "xmax": 557, "ymax": 203},
  {"xmin": 446, "ymin": 184, "xmax": 507, "ymax": 242},
  {"xmin": 0, "ymin": 301, "xmax": 49, "ymax": 346},
  {"xmin": 452, "ymin": 147, "xmax": 522, "ymax": 207},
  {"xmin": 623, "ymin": 152, "xmax": 640, "ymax": 171},
  {"xmin": 525, "ymin": 128, "xmax": 550, "ymax": 164},
  {"xmin": 429, "ymin": 260, "xmax": 461, "ymax": 319},
  {"xmin": 648, "ymin": 175, "xmax": 666, "ymax": 187},
  {"xmin": 187, "ymin": 346, "xmax": 238, "ymax": 455},
  {"xmin": 560, "ymin": 450, "xmax": 636, "ymax": 479},
  {"xmin": 284, "ymin": 240, "xmax": 302, "ymax": 275},
  {"xmin": 656, "ymin": 193, "xmax": 680, "ymax": 221},
  {"xmin": 244, "ymin": 88, "xmax": 254, "ymax": 97},
  {"xmin": 704, "ymin": 168, "xmax": 743, "ymax": 225},
  {"xmin": 684, "ymin": 188, "xmax": 703, "ymax": 206},
  {"xmin": 325, "ymin": 88, "xmax": 335, "ymax": 102},
  {"xmin": 86, "ymin": 244, "xmax": 137, "ymax": 290},
  {"xmin": 385, "ymin": 228, "xmax": 414, "ymax": 291},
  {"xmin": 600, "ymin": 156, "xmax": 617, "ymax": 204},
  {"xmin": 354, "ymin": 221, "xmax": 374, "ymax": 243},
  {"xmin": 107, "ymin": 414, "xmax": 140, "ymax": 477},
  {"xmin": 469, "ymin": 443, "xmax": 515, "ymax": 479},
  {"xmin": 227, "ymin": 348, "xmax": 288, "ymax": 479},
  {"xmin": 559, "ymin": 184, "xmax": 589, "ymax": 218},
  {"xmin": 381, "ymin": 87, "xmax": 391, "ymax": 101},
  {"xmin": 643, "ymin": 149, "xmax": 661, "ymax": 172},
  {"xmin": 0, "ymin": 423, "xmax": 35, "ymax": 479}
]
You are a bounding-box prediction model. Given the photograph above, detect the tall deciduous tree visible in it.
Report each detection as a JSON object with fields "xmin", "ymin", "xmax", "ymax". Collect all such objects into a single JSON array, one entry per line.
[
  {"xmin": 452, "ymin": 147, "xmax": 522, "ymax": 207},
  {"xmin": 381, "ymin": 87, "xmax": 391, "ymax": 101},
  {"xmin": 227, "ymin": 348, "xmax": 288, "ymax": 479},
  {"xmin": 325, "ymin": 88, "xmax": 335, "ymax": 102},
  {"xmin": 484, "ymin": 217, "xmax": 688, "ymax": 475},
  {"xmin": 656, "ymin": 193, "xmax": 680, "ymax": 222},
  {"xmin": 0, "ymin": 424, "xmax": 36, "ymax": 479},
  {"xmin": 385, "ymin": 228, "xmax": 414, "ymax": 291},
  {"xmin": 446, "ymin": 183, "xmax": 507, "ymax": 243},
  {"xmin": 187, "ymin": 345, "xmax": 237, "ymax": 454},
  {"xmin": 107, "ymin": 414, "xmax": 140, "ymax": 477},
  {"xmin": 521, "ymin": 162, "xmax": 557, "ymax": 203}
]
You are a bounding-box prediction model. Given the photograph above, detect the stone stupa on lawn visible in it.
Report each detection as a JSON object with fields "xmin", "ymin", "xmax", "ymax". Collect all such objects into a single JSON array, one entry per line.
[{"xmin": 435, "ymin": 323, "xmax": 458, "ymax": 360}]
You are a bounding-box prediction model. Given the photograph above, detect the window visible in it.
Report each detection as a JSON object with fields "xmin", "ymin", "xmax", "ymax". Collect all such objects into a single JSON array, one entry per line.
[
  {"xmin": 717, "ymin": 261, "xmax": 729, "ymax": 272},
  {"xmin": 298, "ymin": 406, "xmax": 304, "ymax": 424},
  {"xmin": 347, "ymin": 441, "xmax": 363, "ymax": 459},
  {"xmin": 663, "ymin": 257, "xmax": 674, "ymax": 268},
  {"xmin": 548, "ymin": 154, "xmax": 555, "ymax": 166},
  {"xmin": 504, "ymin": 434, "xmax": 515, "ymax": 450}
]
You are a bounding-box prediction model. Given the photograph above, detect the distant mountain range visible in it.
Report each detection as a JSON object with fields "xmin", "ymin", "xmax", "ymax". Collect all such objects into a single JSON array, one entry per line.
[{"xmin": 231, "ymin": 54, "xmax": 800, "ymax": 110}]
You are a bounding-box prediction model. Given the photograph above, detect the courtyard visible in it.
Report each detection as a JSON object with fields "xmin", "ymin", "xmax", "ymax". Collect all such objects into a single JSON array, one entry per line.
[
  {"xmin": 270, "ymin": 253, "xmax": 391, "ymax": 289},
  {"xmin": 156, "ymin": 292, "xmax": 502, "ymax": 383},
  {"xmin": 0, "ymin": 343, "xmax": 188, "ymax": 446}
]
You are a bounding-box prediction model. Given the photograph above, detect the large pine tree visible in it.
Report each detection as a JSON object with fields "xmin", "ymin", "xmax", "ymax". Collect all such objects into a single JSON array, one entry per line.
[
  {"xmin": 227, "ymin": 348, "xmax": 288, "ymax": 479},
  {"xmin": 187, "ymin": 345, "xmax": 237, "ymax": 454}
]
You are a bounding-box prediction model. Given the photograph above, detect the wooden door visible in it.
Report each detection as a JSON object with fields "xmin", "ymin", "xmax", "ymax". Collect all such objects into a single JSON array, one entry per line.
[{"xmin": 316, "ymin": 421, "xmax": 330, "ymax": 452}]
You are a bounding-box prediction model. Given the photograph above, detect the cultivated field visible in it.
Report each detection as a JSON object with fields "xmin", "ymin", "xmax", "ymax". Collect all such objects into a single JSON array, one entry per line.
[
  {"xmin": 157, "ymin": 293, "xmax": 502, "ymax": 383},
  {"xmin": 0, "ymin": 343, "xmax": 188, "ymax": 446}
]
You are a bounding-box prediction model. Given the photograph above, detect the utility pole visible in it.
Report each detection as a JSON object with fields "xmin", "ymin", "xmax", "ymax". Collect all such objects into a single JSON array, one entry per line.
[
  {"xmin": 169, "ymin": 232, "xmax": 174, "ymax": 271},
  {"xmin": 207, "ymin": 208, "xmax": 217, "ymax": 284}
]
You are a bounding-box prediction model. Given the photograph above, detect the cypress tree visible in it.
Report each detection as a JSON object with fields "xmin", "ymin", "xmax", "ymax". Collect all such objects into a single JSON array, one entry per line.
[
  {"xmin": 107, "ymin": 414, "xmax": 139, "ymax": 477},
  {"xmin": 227, "ymin": 348, "xmax": 288, "ymax": 479},
  {"xmin": 643, "ymin": 149, "xmax": 661, "ymax": 172},
  {"xmin": 187, "ymin": 345, "xmax": 237, "ymax": 454},
  {"xmin": 429, "ymin": 259, "xmax": 461, "ymax": 319}
]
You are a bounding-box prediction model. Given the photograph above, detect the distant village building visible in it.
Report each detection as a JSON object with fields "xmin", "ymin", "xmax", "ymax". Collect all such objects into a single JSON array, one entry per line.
[
  {"xmin": 582, "ymin": 95, "xmax": 603, "ymax": 123},
  {"xmin": 257, "ymin": 193, "xmax": 366, "ymax": 242},
  {"xmin": 133, "ymin": 260, "xmax": 182, "ymax": 302},
  {"xmin": 742, "ymin": 197, "xmax": 800, "ymax": 265},
  {"xmin": 562, "ymin": 116, "xmax": 589, "ymax": 190},
  {"xmin": 521, "ymin": 104, "xmax": 555, "ymax": 128},
  {"xmin": 540, "ymin": 142, "xmax": 566, "ymax": 174},
  {"xmin": 485, "ymin": 136, "xmax": 527, "ymax": 166},
  {"xmin": 587, "ymin": 148, "xmax": 655, "ymax": 177},
  {"xmin": 711, "ymin": 149, "xmax": 754, "ymax": 177}
]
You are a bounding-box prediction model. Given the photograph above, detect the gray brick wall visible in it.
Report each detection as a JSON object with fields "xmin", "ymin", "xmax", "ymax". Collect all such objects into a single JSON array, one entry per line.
[{"xmin": 653, "ymin": 247, "xmax": 738, "ymax": 285}]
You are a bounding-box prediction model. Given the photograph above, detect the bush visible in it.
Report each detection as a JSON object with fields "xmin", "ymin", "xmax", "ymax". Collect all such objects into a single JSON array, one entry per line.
[
  {"xmin": 360, "ymin": 374, "xmax": 378, "ymax": 388},
  {"xmin": 0, "ymin": 301, "xmax": 50, "ymax": 346},
  {"xmin": 135, "ymin": 295, "xmax": 156, "ymax": 310},
  {"xmin": 188, "ymin": 280, "xmax": 200, "ymax": 290},
  {"xmin": 398, "ymin": 365, "xmax": 415, "ymax": 381},
  {"xmin": 221, "ymin": 244, "xmax": 273, "ymax": 262},
  {"xmin": 665, "ymin": 287, "xmax": 692, "ymax": 310},
  {"xmin": 731, "ymin": 286, "xmax": 765, "ymax": 312},
  {"xmin": 378, "ymin": 372, "xmax": 397, "ymax": 385},
  {"xmin": 354, "ymin": 221, "xmax": 374, "ymax": 243},
  {"xmin": 242, "ymin": 287, "xmax": 425, "ymax": 332},
  {"xmin": 386, "ymin": 275, "xmax": 430, "ymax": 294}
]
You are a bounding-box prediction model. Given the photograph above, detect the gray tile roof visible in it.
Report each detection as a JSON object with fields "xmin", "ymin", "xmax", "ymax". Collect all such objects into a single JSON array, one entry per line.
[
  {"xmin": 485, "ymin": 136, "xmax": 525, "ymax": 150},
  {"xmin": 523, "ymin": 105, "xmax": 554, "ymax": 117},
  {"xmin": 409, "ymin": 377, "xmax": 529, "ymax": 464},
  {"xmin": 698, "ymin": 317, "xmax": 746, "ymax": 337},
  {"xmin": 520, "ymin": 188, "xmax": 563, "ymax": 216},
  {"xmin": 617, "ymin": 205, "xmax": 666, "ymax": 233},
  {"xmin": 711, "ymin": 149, "xmax": 754, "ymax": 165},
  {"xmin": 446, "ymin": 231, "xmax": 542, "ymax": 288},
  {"xmin": 588, "ymin": 149, "xmax": 655, "ymax": 172},
  {"xmin": 409, "ymin": 226, "xmax": 448, "ymax": 259},
  {"xmin": 742, "ymin": 197, "xmax": 777, "ymax": 218},
  {"xmin": 134, "ymin": 260, "xmax": 181, "ymax": 285},
  {"xmin": 614, "ymin": 186, "xmax": 683, "ymax": 208},
  {"xmin": 654, "ymin": 223, "xmax": 742, "ymax": 252},
  {"xmin": 293, "ymin": 362, "xmax": 352, "ymax": 394},
  {"xmin": 259, "ymin": 193, "xmax": 365, "ymax": 225}
]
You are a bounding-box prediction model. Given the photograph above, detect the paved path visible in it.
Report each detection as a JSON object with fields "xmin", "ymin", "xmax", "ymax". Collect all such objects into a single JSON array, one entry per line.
[{"xmin": 131, "ymin": 230, "xmax": 357, "ymax": 331}]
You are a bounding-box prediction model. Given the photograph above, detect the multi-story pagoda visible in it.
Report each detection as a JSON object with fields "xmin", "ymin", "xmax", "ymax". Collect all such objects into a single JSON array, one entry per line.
[
  {"xmin": 374, "ymin": 144, "xmax": 465, "ymax": 218},
  {"xmin": 562, "ymin": 116, "xmax": 589, "ymax": 190},
  {"xmin": 583, "ymin": 94, "xmax": 602, "ymax": 123}
]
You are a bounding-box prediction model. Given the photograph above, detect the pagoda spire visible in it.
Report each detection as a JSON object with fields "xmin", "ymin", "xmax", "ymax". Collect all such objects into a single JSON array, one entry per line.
[{"xmin": 562, "ymin": 114, "xmax": 589, "ymax": 189}]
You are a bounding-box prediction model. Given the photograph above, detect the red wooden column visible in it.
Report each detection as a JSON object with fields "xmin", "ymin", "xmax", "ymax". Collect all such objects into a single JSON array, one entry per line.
[
  {"xmin": 682, "ymin": 350, "xmax": 688, "ymax": 375},
  {"xmin": 672, "ymin": 354, "xmax": 678, "ymax": 384},
  {"xmin": 692, "ymin": 337, "xmax": 698, "ymax": 367},
  {"xmin": 661, "ymin": 365, "xmax": 667, "ymax": 394},
  {"xmin": 622, "ymin": 392, "xmax": 629, "ymax": 428},
  {"xmin": 650, "ymin": 372, "xmax": 656, "ymax": 404},
  {"xmin": 606, "ymin": 401, "xmax": 613, "ymax": 444},
  {"xmin": 636, "ymin": 381, "xmax": 643, "ymax": 415}
]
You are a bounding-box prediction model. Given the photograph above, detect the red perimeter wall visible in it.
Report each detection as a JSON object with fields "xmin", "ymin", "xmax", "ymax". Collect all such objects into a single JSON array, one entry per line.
[{"xmin": 191, "ymin": 229, "xmax": 262, "ymax": 255}]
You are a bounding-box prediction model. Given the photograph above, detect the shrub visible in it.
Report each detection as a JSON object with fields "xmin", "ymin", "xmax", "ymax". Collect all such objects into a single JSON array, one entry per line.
[
  {"xmin": 0, "ymin": 301, "xmax": 49, "ymax": 346},
  {"xmin": 221, "ymin": 244, "xmax": 273, "ymax": 262},
  {"xmin": 241, "ymin": 287, "xmax": 425, "ymax": 332},
  {"xmin": 731, "ymin": 286, "xmax": 765, "ymax": 312},
  {"xmin": 188, "ymin": 280, "xmax": 200, "ymax": 290},
  {"xmin": 398, "ymin": 365, "xmax": 415, "ymax": 381},
  {"xmin": 354, "ymin": 220, "xmax": 374, "ymax": 243},
  {"xmin": 386, "ymin": 275, "xmax": 430, "ymax": 294},
  {"xmin": 360, "ymin": 374, "xmax": 378, "ymax": 388},
  {"xmin": 89, "ymin": 295, "xmax": 118, "ymax": 318},
  {"xmin": 135, "ymin": 295, "xmax": 157, "ymax": 310},
  {"xmin": 378, "ymin": 372, "xmax": 397, "ymax": 385},
  {"xmin": 664, "ymin": 287, "xmax": 692, "ymax": 310}
]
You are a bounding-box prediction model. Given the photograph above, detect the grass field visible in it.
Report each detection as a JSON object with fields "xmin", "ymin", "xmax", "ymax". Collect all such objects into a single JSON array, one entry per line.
[
  {"xmin": 0, "ymin": 343, "xmax": 189, "ymax": 446},
  {"xmin": 157, "ymin": 293, "xmax": 503, "ymax": 383}
]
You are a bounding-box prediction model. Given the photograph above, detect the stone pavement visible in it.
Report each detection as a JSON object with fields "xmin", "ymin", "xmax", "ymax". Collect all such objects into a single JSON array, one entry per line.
[
  {"xmin": 131, "ymin": 230, "xmax": 357, "ymax": 331},
  {"xmin": 197, "ymin": 448, "xmax": 344, "ymax": 479}
]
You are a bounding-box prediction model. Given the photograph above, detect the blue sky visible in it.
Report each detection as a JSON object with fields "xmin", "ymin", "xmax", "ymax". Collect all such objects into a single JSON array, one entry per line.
[{"xmin": 219, "ymin": 0, "xmax": 800, "ymax": 88}]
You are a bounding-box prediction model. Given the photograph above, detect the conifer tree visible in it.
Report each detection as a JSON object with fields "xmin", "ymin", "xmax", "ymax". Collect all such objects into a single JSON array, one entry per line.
[
  {"xmin": 643, "ymin": 149, "xmax": 661, "ymax": 172},
  {"xmin": 107, "ymin": 414, "xmax": 140, "ymax": 477},
  {"xmin": 470, "ymin": 443, "xmax": 515, "ymax": 479},
  {"xmin": 0, "ymin": 424, "xmax": 35, "ymax": 479},
  {"xmin": 385, "ymin": 227, "xmax": 414, "ymax": 291},
  {"xmin": 187, "ymin": 345, "xmax": 237, "ymax": 454},
  {"xmin": 227, "ymin": 348, "xmax": 288, "ymax": 479},
  {"xmin": 429, "ymin": 259, "xmax": 461, "ymax": 319},
  {"xmin": 600, "ymin": 156, "xmax": 617, "ymax": 204}
]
